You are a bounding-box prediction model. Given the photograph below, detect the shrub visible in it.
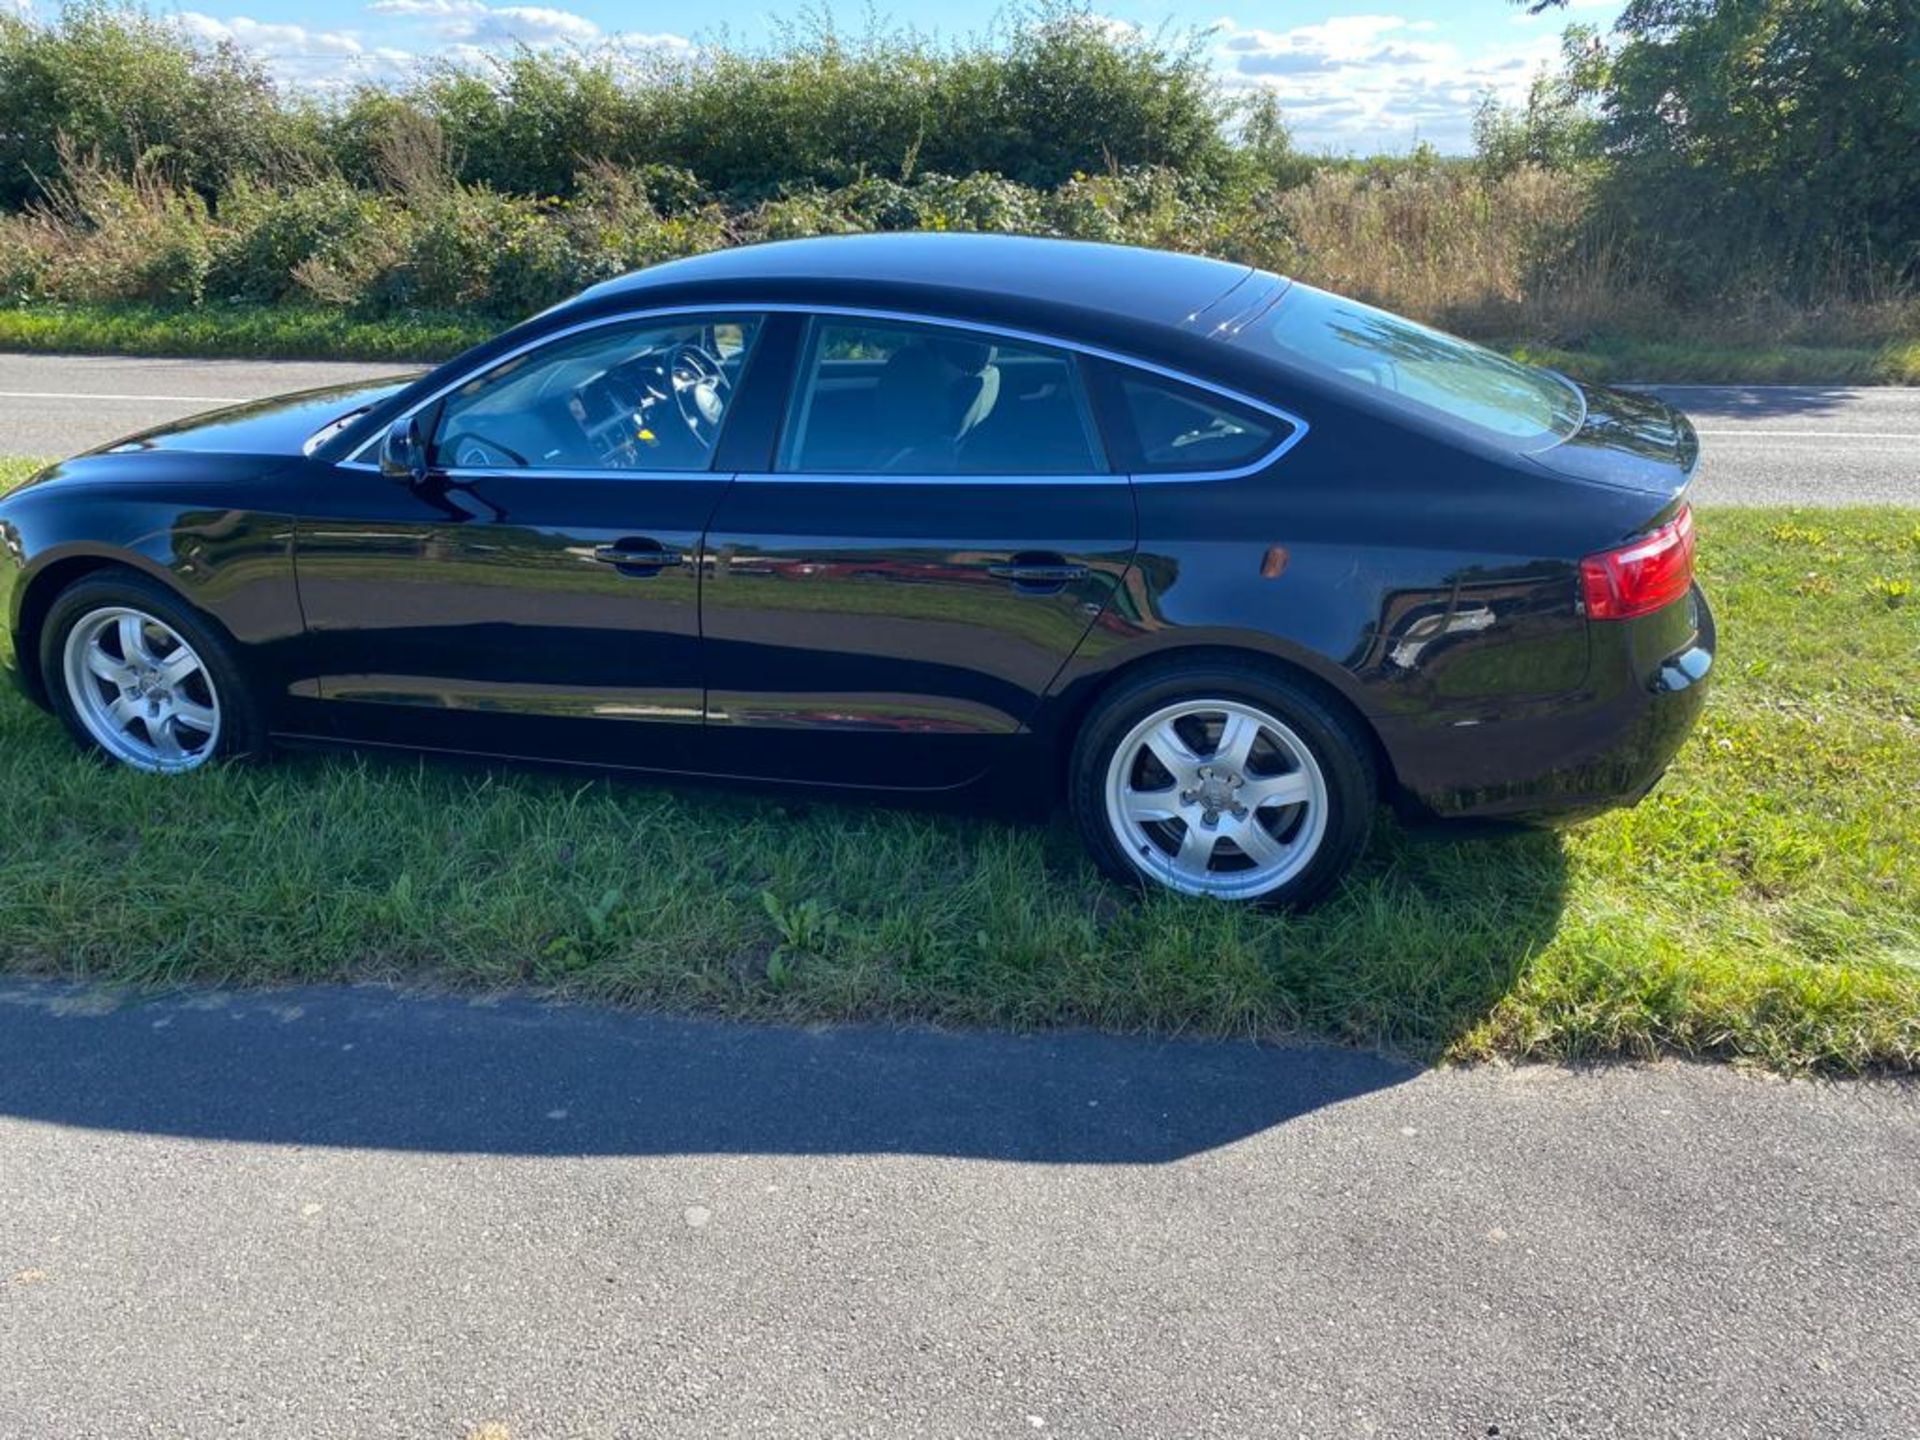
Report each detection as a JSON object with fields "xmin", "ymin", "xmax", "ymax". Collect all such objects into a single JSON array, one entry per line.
[
  {"xmin": 208, "ymin": 177, "xmax": 391, "ymax": 303},
  {"xmin": 0, "ymin": 2, "xmax": 322, "ymax": 209},
  {"xmin": 26, "ymin": 155, "xmax": 214, "ymax": 305},
  {"xmin": 0, "ymin": 214, "xmax": 58, "ymax": 301}
]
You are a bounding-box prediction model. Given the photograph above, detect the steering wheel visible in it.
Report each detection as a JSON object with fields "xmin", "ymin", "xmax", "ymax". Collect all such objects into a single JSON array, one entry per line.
[
  {"xmin": 440, "ymin": 431, "xmax": 529, "ymax": 469},
  {"xmin": 666, "ymin": 342, "xmax": 731, "ymax": 450}
]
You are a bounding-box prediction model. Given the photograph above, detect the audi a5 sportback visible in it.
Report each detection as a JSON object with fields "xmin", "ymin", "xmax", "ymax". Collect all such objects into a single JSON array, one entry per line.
[{"xmin": 0, "ymin": 234, "xmax": 1714, "ymax": 906}]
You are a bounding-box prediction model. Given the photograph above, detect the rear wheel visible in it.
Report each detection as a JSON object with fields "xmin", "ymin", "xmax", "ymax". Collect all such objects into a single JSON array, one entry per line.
[
  {"xmin": 41, "ymin": 571, "xmax": 266, "ymax": 773},
  {"xmin": 1068, "ymin": 661, "xmax": 1377, "ymax": 907}
]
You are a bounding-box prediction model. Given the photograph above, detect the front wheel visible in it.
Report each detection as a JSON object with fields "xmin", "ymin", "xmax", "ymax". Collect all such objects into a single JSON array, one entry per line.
[
  {"xmin": 41, "ymin": 571, "xmax": 266, "ymax": 773},
  {"xmin": 1068, "ymin": 661, "xmax": 1377, "ymax": 907}
]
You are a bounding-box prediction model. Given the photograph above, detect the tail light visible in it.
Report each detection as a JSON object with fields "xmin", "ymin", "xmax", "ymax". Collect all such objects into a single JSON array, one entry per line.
[{"xmin": 1580, "ymin": 505, "xmax": 1696, "ymax": 620}]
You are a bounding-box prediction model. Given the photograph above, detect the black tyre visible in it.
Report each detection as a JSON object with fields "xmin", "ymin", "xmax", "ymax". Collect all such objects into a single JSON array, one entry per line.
[
  {"xmin": 39, "ymin": 569, "xmax": 267, "ymax": 772},
  {"xmin": 1068, "ymin": 659, "xmax": 1377, "ymax": 907}
]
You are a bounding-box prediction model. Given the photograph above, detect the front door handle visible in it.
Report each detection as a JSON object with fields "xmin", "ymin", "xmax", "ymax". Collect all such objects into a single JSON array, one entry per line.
[
  {"xmin": 594, "ymin": 543, "xmax": 684, "ymax": 574},
  {"xmin": 988, "ymin": 558, "xmax": 1089, "ymax": 593}
]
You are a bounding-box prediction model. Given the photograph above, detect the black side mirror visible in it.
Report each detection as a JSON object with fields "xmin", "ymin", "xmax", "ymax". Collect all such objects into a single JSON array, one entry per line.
[{"xmin": 379, "ymin": 416, "xmax": 429, "ymax": 486}]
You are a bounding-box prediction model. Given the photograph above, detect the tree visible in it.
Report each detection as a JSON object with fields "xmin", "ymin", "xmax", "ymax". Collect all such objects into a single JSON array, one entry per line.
[
  {"xmin": 1518, "ymin": 0, "xmax": 1920, "ymax": 290},
  {"xmin": 1472, "ymin": 27, "xmax": 1604, "ymax": 178},
  {"xmin": 0, "ymin": 2, "xmax": 319, "ymax": 208}
]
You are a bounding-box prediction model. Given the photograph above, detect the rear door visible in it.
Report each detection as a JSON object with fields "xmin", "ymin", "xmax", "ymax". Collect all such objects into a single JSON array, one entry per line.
[{"xmin": 699, "ymin": 314, "xmax": 1137, "ymax": 789}]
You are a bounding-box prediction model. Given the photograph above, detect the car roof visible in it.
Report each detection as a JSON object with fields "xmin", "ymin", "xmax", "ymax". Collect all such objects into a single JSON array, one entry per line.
[{"xmin": 569, "ymin": 233, "xmax": 1261, "ymax": 330}]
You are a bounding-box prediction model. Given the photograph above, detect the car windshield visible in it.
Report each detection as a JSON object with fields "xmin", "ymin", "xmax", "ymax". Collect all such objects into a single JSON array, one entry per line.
[{"xmin": 1249, "ymin": 282, "xmax": 1584, "ymax": 450}]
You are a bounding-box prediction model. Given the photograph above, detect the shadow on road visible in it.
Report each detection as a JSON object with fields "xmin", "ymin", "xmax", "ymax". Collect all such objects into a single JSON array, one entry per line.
[
  {"xmin": 0, "ymin": 982, "xmax": 1421, "ymax": 1164},
  {"xmin": 1642, "ymin": 384, "xmax": 1859, "ymax": 420}
]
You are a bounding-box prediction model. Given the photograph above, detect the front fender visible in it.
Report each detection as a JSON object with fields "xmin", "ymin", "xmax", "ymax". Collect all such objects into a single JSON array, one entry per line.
[{"xmin": 0, "ymin": 463, "xmax": 302, "ymax": 710}]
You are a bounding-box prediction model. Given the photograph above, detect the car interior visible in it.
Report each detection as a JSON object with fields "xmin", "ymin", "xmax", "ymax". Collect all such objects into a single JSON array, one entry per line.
[
  {"xmin": 430, "ymin": 319, "xmax": 759, "ymax": 472},
  {"xmin": 782, "ymin": 322, "xmax": 1104, "ymax": 475}
]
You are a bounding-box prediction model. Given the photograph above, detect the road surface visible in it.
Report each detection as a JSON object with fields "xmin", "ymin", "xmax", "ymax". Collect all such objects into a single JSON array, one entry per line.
[
  {"xmin": 1, "ymin": 982, "xmax": 1916, "ymax": 1438},
  {"xmin": 0, "ymin": 354, "xmax": 1915, "ymax": 506}
]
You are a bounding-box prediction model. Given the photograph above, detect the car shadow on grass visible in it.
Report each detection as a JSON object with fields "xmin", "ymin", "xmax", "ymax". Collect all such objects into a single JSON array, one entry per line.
[{"xmin": 0, "ymin": 693, "xmax": 1579, "ymax": 1162}]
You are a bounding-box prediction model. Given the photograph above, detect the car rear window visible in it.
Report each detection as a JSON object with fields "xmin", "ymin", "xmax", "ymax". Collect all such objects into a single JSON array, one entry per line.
[{"xmin": 1249, "ymin": 282, "xmax": 1583, "ymax": 450}]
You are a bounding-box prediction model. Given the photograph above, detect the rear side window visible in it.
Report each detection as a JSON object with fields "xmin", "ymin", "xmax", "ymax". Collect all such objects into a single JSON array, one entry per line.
[
  {"xmin": 779, "ymin": 318, "xmax": 1104, "ymax": 476},
  {"xmin": 1108, "ymin": 369, "xmax": 1288, "ymax": 474}
]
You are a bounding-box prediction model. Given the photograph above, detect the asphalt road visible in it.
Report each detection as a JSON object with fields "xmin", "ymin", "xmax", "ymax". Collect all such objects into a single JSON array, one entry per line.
[
  {"xmin": 1, "ymin": 354, "xmax": 1916, "ymax": 506},
  {"xmin": 2, "ymin": 982, "xmax": 1917, "ymax": 1438}
]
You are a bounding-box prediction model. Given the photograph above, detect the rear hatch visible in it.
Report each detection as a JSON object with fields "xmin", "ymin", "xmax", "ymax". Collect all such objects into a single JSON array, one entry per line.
[{"xmin": 1528, "ymin": 381, "xmax": 1699, "ymax": 503}]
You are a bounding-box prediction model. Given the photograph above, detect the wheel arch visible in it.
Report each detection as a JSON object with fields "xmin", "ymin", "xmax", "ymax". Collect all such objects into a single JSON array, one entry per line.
[
  {"xmin": 12, "ymin": 550, "xmax": 211, "ymax": 710},
  {"xmin": 1041, "ymin": 642, "xmax": 1401, "ymax": 801}
]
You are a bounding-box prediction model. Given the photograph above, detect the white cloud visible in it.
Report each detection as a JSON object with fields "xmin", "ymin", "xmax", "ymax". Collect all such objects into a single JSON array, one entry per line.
[
  {"xmin": 175, "ymin": 12, "xmax": 413, "ymax": 87},
  {"xmin": 180, "ymin": 13, "xmax": 364, "ymax": 56},
  {"xmin": 169, "ymin": 1, "xmax": 687, "ymax": 90},
  {"xmin": 367, "ymin": 0, "xmax": 600, "ymax": 46},
  {"xmin": 1211, "ymin": 13, "xmax": 1565, "ymax": 152}
]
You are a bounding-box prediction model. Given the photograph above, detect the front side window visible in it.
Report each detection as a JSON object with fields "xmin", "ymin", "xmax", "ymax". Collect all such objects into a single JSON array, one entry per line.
[
  {"xmin": 1249, "ymin": 281, "xmax": 1582, "ymax": 450},
  {"xmin": 432, "ymin": 315, "xmax": 761, "ymax": 472},
  {"xmin": 780, "ymin": 318, "xmax": 1103, "ymax": 475}
]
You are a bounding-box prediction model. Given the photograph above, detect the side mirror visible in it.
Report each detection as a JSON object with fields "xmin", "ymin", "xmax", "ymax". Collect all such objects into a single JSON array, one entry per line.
[{"xmin": 379, "ymin": 416, "xmax": 429, "ymax": 486}]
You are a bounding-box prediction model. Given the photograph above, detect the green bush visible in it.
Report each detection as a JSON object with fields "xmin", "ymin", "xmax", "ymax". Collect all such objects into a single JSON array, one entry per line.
[
  {"xmin": 208, "ymin": 178, "xmax": 389, "ymax": 303},
  {"xmin": 2, "ymin": 0, "xmax": 1916, "ymax": 337},
  {"xmin": 21, "ymin": 161, "xmax": 214, "ymax": 305},
  {"xmin": 0, "ymin": 2, "xmax": 322, "ymax": 209},
  {"xmin": 2, "ymin": 3, "xmax": 1234, "ymax": 205}
]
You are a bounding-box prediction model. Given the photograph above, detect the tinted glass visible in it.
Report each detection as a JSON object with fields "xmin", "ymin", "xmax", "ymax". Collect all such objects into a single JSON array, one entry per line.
[
  {"xmin": 433, "ymin": 315, "xmax": 760, "ymax": 471},
  {"xmin": 1117, "ymin": 373, "xmax": 1283, "ymax": 473},
  {"xmin": 1253, "ymin": 282, "xmax": 1582, "ymax": 449},
  {"xmin": 780, "ymin": 319, "xmax": 1102, "ymax": 475}
]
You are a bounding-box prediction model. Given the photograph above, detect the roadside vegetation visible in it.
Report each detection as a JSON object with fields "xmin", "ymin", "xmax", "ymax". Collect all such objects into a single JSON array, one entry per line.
[
  {"xmin": 1, "ymin": 455, "xmax": 1913, "ymax": 1071},
  {"xmin": 1, "ymin": 2, "xmax": 1915, "ymax": 378}
]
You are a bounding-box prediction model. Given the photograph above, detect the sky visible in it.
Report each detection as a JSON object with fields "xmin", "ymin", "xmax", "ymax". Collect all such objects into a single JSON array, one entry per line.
[{"xmin": 16, "ymin": 0, "xmax": 1625, "ymax": 155}]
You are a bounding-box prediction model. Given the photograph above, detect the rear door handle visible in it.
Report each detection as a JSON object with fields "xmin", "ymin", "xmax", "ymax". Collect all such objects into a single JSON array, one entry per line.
[
  {"xmin": 594, "ymin": 543, "xmax": 684, "ymax": 574},
  {"xmin": 988, "ymin": 560, "xmax": 1089, "ymax": 591}
]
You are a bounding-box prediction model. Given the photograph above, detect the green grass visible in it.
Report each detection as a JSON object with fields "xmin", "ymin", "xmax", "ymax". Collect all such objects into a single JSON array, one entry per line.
[
  {"xmin": 0, "ymin": 302, "xmax": 490, "ymax": 363},
  {"xmin": 2, "ymin": 301, "xmax": 1914, "ymax": 384},
  {"xmin": 1, "ymin": 454, "xmax": 1915, "ymax": 1070},
  {"xmin": 1507, "ymin": 336, "xmax": 1920, "ymax": 386}
]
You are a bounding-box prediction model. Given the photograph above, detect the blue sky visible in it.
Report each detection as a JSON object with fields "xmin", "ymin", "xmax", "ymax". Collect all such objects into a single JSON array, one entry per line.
[{"xmin": 18, "ymin": 0, "xmax": 1623, "ymax": 154}]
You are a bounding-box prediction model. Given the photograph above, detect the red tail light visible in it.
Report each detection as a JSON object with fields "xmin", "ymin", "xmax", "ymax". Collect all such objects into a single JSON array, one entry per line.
[{"xmin": 1580, "ymin": 505, "xmax": 1696, "ymax": 620}]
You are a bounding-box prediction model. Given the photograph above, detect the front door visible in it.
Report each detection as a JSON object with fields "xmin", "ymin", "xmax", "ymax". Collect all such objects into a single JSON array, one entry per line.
[
  {"xmin": 290, "ymin": 312, "xmax": 764, "ymax": 771},
  {"xmin": 700, "ymin": 315, "xmax": 1137, "ymax": 789}
]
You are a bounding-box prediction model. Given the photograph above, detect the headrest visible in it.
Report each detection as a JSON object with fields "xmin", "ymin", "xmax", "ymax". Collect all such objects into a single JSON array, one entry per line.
[{"xmin": 927, "ymin": 337, "xmax": 996, "ymax": 376}]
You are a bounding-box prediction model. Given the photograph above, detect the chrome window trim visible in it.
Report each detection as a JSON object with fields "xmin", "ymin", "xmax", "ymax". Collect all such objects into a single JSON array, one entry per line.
[
  {"xmin": 731, "ymin": 471, "xmax": 1127, "ymax": 488},
  {"xmin": 343, "ymin": 301, "xmax": 1311, "ymax": 484},
  {"xmin": 412, "ymin": 466, "xmax": 734, "ymax": 484}
]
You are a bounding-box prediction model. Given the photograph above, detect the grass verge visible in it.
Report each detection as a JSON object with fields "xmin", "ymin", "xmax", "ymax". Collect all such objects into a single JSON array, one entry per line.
[
  {"xmin": 2, "ymin": 302, "xmax": 1915, "ymax": 384},
  {"xmin": 1, "ymin": 456, "xmax": 1915, "ymax": 1071},
  {"xmin": 0, "ymin": 303, "xmax": 490, "ymax": 364},
  {"xmin": 1509, "ymin": 336, "xmax": 1920, "ymax": 386}
]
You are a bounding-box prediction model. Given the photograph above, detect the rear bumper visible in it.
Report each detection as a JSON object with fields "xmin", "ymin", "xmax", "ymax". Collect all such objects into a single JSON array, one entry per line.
[{"xmin": 1379, "ymin": 584, "xmax": 1715, "ymax": 822}]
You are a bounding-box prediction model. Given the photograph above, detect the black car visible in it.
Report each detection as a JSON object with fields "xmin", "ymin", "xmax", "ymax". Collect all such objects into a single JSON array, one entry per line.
[{"xmin": 0, "ymin": 234, "xmax": 1713, "ymax": 906}]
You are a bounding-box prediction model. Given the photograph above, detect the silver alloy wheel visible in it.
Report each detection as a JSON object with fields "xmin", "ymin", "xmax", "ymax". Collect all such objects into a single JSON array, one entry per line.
[
  {"xmin": 1103, "ymin": 698, "xmax": 1329, "ymax": 900},
  {"xmin": 60, "ymin": 606, "xmax": 222, "ymax": 773}
]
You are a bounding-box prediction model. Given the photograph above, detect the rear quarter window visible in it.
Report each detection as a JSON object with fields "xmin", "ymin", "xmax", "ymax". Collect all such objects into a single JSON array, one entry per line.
[{"xmin": 1103, "ymin": 368, "xmax": 1291, "ymax": 475}]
